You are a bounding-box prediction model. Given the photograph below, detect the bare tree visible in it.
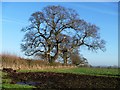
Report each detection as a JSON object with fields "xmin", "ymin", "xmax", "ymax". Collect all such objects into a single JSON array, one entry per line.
[
  {"xmin": 21, "ymin": 5, "xmax": 106, "ymax": 64},
  {"xmin": 70, "ymin": 49, "xmax": 89, "ymax": 66}
]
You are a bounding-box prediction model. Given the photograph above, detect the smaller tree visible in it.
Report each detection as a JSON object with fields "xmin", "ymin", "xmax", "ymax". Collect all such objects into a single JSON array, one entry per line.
[
  {"xmin": 70, "ymin": 54, "xmax": 81, "ymax": 65},
  {"xmin": 70, "ymin": 54, "xmax": 90, "ymax": 66},
  {"xmin": 70, "ymin": 48, "xmax": 81, "ymax": 65},
  {"xmin": 70, "ymin": 48, "xmax": 90, "ymax": 66}
]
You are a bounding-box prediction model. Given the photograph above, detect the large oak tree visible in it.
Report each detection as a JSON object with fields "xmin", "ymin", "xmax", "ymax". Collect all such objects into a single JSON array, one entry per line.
[{"xmin": 21, "ymin": 5, "xmax": 106, "ymax": 64}]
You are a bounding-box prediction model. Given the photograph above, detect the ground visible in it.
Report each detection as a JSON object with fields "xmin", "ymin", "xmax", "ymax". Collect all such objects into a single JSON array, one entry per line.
[{"xmin": 1, "ymin": 68, "xmax": 120, "ymax": 89}]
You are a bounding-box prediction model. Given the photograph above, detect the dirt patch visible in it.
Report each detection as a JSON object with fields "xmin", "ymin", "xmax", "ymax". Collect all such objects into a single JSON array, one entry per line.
[{"xmin": 3, "ymin": 68, "xmax": 120, "ymax": 89}]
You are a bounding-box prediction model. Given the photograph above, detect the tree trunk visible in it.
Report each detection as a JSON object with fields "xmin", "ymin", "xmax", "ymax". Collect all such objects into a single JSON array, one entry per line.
[
  {"xmin": 47, "ymin": 45, "xmax": 51, "ymax": 63},
  {"xmin": 63, "ymin": 52, "xmax": 68, "ymax": 65},
  {"xmin": 52, "ymin": 43, "xmax": 60, "ymax": 62}
]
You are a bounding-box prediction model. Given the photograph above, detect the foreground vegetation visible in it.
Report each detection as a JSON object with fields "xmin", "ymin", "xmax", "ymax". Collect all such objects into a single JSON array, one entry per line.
[{"xmin": 1, "ymin": 71, "xmax": 36, "ymax": 89}]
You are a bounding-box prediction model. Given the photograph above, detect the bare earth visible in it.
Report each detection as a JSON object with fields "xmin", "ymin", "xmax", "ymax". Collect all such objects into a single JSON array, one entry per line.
[{"xmin": 4, "ymin": 68, "xmax": 120, "ymax": 89}]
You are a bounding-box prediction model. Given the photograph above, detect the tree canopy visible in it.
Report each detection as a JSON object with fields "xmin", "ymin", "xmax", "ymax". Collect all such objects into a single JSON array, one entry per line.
[{"xmin": 21, "ymin": 5, "xmax": 106, "ymax": 64}]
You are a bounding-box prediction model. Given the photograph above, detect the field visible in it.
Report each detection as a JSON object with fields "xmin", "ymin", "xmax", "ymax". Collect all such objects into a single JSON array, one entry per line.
[
  {"xmin": 19, "ymin": 67, "xmax": 120, "ymax": 77},
  {"xmin": 1, "ymin": 67, "xmax": 120, "ymax": 89}
]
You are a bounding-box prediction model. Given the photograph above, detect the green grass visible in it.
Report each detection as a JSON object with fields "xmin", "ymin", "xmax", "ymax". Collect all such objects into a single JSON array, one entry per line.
[
  {"xmin": 19, "ymin": 67, "xmax": 120, "ymax": 77},
  {"xmin": 2, "ymin": 84, "xmax": 36, "ymax": 89},
  {"xmin": 2, "ymin": 79, "xmax": 11, "ymax": 83},
  {"xmin": 0, "ymin": 71, "xmax": 7, "ymax": 78}
]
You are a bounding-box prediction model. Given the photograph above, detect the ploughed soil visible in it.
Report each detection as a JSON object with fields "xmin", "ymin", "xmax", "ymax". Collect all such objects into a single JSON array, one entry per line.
[{"xmin": 3, "ymin": 68, "xmax": 120, "ymax": 89}]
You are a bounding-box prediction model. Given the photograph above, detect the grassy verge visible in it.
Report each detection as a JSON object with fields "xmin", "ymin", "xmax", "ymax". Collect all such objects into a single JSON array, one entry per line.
[
  {"xmin": 19, "ymin": 67, "xmax": 120, "ymax": 77},
  {"xmin": 1, "ymin": 71, "xmax": 36, "ymax": 89},
  {"xmin": 2, "ymin": 84, "xmax": 36, "ymax": 89}
]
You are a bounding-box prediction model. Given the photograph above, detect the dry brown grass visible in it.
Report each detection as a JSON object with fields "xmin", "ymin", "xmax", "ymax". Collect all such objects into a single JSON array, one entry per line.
[{"xmin": 1, "ymin": 53, "xmax": 76, "ymax": 70}]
